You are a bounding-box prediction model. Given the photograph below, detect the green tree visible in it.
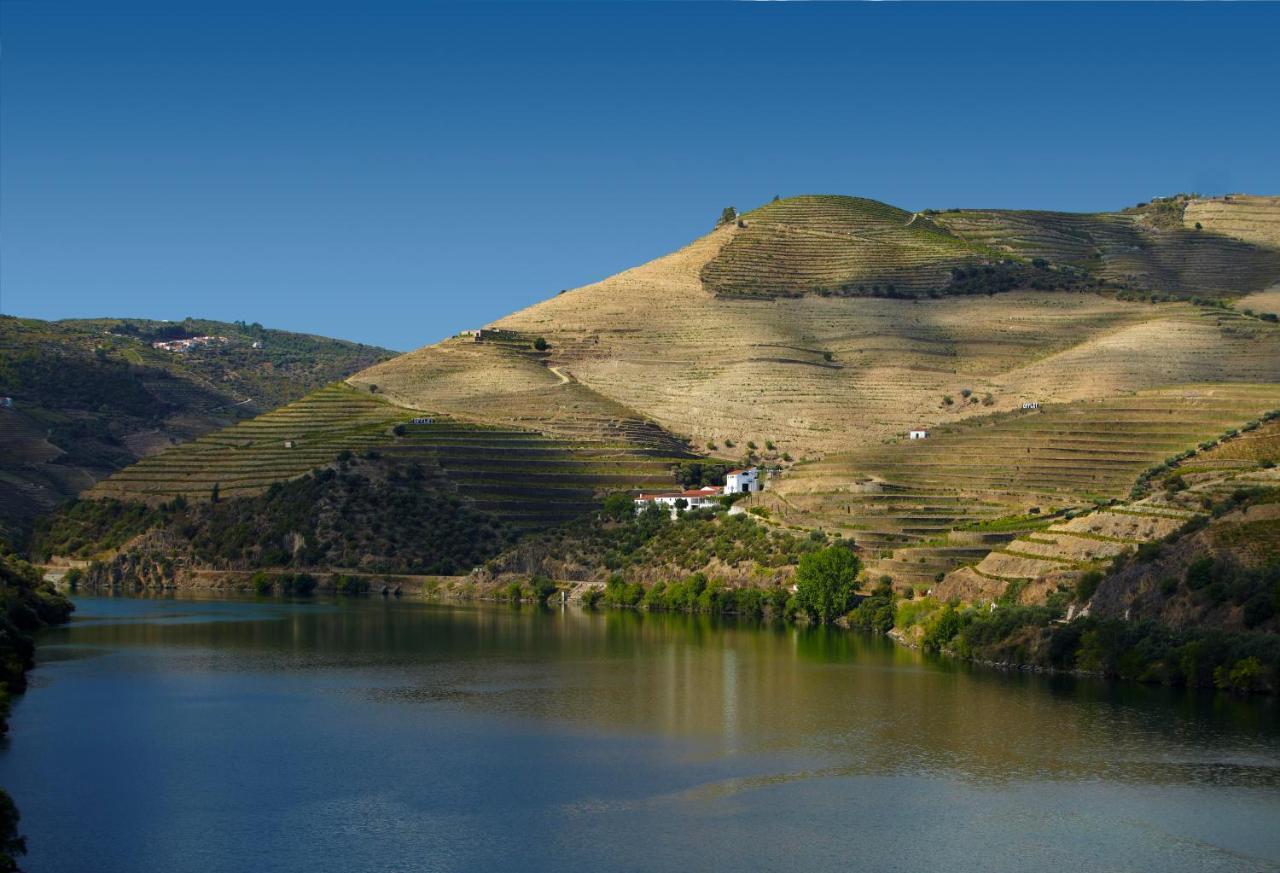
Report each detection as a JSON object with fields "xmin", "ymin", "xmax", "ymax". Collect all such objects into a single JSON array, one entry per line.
[
  {"xmin": 533, "ymin": 337, "xmax": 549, "ymax": 351},
  {"xmin": 601, "ymin": 492, "xmax": 635, "ymax": 521},
  {"xmin": 210, "ymin": 482, "xmax": 220, "ymax": 504},
  {"xmin": 793, "ymin": 546, "xmax": 861, "ymax": 623},
  {"xmin": 717, "ymin": 206, "xmax": 737, "ymax": 226}
]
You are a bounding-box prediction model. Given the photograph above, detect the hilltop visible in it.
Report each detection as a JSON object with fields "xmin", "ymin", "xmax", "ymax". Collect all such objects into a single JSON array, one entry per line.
[
  {"xmin": 0, "ymin": 315, "xmax": 392, "ymax": 543},
  {"xmin": 65, "ymin": 192, "xmax": 1280, "ymax": 611}
]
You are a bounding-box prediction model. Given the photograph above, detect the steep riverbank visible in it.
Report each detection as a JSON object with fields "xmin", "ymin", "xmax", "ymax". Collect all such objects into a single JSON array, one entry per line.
[{"xmin": 0, "ymin": 549, "xmax": 74, "ymax": 871}]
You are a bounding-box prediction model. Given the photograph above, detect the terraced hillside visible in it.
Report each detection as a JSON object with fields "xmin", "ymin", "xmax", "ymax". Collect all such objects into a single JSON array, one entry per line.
[
  {"xmin": 700, "ymin": 196, "xmax": 989, "ymax": 298},
  {"xmin": 0, "ymin": 315, "xmax": 391, "ymax": 542},
  {"xmin": 776, "ymin": 384, "xmax": 1280, "ymax": 585},
  {"xmin": 470, "ymin": 196, "xmax": 1280, "ymax": 459},
  {"xmin": 933, "ymin": 419, "xmax": 1280, "ymax": 615},
  {"xmin": 92, "ymin": 383, "xmax": 696, "ymax": 530},
  {"xmin": 932, "ymin": 197, "xmax": 1280, "ymax": 296},
  {"xmin": 80, "ymin": 191, "xmax": 1280, "ymax": 571},
  {"xmin": 1183, "ymin": 195, "xmax": 1280, "ymax": 249}
]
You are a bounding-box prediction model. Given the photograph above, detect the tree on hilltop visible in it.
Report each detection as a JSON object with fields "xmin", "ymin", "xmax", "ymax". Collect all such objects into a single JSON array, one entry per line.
[{"xmin": 717, "ymin": 206, "xmax": 738, "ymax": 227}]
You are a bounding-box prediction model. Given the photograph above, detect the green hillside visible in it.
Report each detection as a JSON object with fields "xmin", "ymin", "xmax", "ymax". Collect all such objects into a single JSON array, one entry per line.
[{"xmin": 0, "ymin": 315, "xmax": 392, "ymax": 543}]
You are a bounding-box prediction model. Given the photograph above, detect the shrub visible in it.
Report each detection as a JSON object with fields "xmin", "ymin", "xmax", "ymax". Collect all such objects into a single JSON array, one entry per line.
[
  {"xmin": 1215, "ymin": 657, "xmax": 1265, "ymax": 693},
  {"xmin": 602, "ymin": 492, "xmax": 636, "ymax": 521},
  {"xmin": 1075, "ymin": 570, "xmax": 1102, "ymax": 602},
  {"xmin": 334, "ymin": 574, "xmax": 369, "ymax": 595},
  {"xmin": 530, "ymin": 575, "xmax": 558, "ymax": 603},
  {"xmin": 251, "ymin": 571, "xmax": 273, "ymax": 595},
  {"xmin": 533, "ymin": 337, "xmax": 549, "ymax": 351}
]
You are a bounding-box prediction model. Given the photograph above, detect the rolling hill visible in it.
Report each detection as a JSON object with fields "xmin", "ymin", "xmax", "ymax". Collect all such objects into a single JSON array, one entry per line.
[
  {"xmin": 0, "ymin": 315, "xmax": 392, "ymax": 543},
  {"xmin": 75, "ymin": 192, "xmax": 1280, "ymax": 592}
]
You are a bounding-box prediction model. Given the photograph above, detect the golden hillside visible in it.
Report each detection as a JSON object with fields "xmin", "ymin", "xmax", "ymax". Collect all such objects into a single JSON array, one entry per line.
[
  {"xmin": 93, "ymin": 194, "xmax": 1280, "ymax": 561},
  {"xmin": 354, "ymin": 196, "xmax": 1280, "ymax": 460}
]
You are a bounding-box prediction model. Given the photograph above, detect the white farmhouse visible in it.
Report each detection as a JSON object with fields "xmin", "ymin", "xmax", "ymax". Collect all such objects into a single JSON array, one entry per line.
[
  {"xmin": 634, "ymin": 486, "xmax": 723, "ymax": 517},
  {"xmin": 723, "ymin": 467, "xmax": 761, "ymax": 494},
  {"xmin": 908, "ymin": 429, "xmax": 929, "ymax": 440},
  {"xmin": 1021, "ymin": 402, "xmax": 1040, "ymax": 410}
]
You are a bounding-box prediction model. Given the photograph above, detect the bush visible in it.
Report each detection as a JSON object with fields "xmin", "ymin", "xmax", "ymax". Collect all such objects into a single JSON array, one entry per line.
[
  {"xmin": 334, "ymin": 574, "xmax": 369, "ymax": 595},
  {"xmin": 1075, "ymin": 568, "xmax": 1105, "ymax": 601},
  {"xmin": 530, "ymin": 575, "xmax": 558, "ymax": 603},
  {"xmin": 533, "ymin": 337, "xmax": 549, "ymax": 351},
  {"xmin": 251, "ymin": 571, "xmax": 273, "ymax": 595}
]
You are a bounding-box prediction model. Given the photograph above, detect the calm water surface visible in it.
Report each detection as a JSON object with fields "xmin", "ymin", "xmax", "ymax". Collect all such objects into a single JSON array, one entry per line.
[{"xmin": 3, "ymin": 595, "xmax": 1280, "ymax": 872}]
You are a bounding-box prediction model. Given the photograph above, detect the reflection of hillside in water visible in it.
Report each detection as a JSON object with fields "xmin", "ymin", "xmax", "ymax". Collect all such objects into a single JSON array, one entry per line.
[{"xmin": 50, "ymin": 596, "xmax": 1280, "ymax": 788}]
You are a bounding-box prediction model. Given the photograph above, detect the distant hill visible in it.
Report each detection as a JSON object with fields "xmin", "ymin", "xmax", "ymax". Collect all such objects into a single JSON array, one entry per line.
[{"xmin": 0, "ymin": 315, "xmax": 392, "ymax": 543}]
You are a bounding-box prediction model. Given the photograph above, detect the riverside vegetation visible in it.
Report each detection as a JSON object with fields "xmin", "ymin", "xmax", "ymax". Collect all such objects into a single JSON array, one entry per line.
[{"xmin": 0, "ymin": 547, "xmax": 73, "ymax": 871}]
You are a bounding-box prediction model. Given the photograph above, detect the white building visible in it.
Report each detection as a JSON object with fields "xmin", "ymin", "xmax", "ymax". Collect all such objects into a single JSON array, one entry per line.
[
  {"xmin": 723, "ymin": 467, "xmax": 761, "ymax": 494},
  {"xmin": 634, "ymin": 486, "xmax": 723, "ymax": 516},
  {"xmin": 1021, "ymin": 402, "xmax": 1040, "ymax": 410},
  {"xmin": 908, "ymin": 429, "xmax": 929, "ymax": 440}
]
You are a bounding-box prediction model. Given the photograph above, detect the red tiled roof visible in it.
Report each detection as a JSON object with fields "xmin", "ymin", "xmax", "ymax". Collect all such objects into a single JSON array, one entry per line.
[{"xmin": 635, "ymin": 487, "xmax": 721, "ymax": 501}]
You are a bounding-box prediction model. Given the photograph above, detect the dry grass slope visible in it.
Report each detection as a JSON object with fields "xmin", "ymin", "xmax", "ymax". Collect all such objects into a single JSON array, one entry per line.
[
  {"xmin": 701, "ymin": 195, "xmax": 987, "ymax": 298},
  {"xmin": 934, "ymin": 197, "xmax": 1280, "ymax": 296}
]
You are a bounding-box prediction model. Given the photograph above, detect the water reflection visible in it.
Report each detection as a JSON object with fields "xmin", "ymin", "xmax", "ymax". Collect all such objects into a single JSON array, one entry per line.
[
  {"xmin": 43, "ymin": 596, "xmax": 1280, "ymax": 788},
  {"xmin": 6, "ymin": 595, "xmax": 1279, "ymax": 873}
]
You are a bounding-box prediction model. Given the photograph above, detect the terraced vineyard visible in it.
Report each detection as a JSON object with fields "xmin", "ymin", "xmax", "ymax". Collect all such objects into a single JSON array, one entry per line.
[
  {"xmin": 933, "ymin": 200, "xmax": 1280, "ymax": 296},
  {"xmin": 1183, "ymin": 195, "xmax": 1280, "ymax": 249},
  {"xmin": 74, "ymin": 191, "xmax": 1280, "ymax": 569},
  {"xmin": 936, "ymin": 423, "xmax": 1280, "ymax": 605},
  {"xmin": 700, "ymin": 196, "xmax": 988, "ymax": 298},
  {"xmin": 92, "ymin": 383, "xmax": 695, "ymax": 529},
  {"xmin": 775, "ymin": 384, "xmax": 1280, "ymax": 583}
]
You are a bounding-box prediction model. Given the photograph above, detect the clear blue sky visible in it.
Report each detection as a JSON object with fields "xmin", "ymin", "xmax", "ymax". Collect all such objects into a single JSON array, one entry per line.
[{"xmin": 3, "ymin": 2, "xmax": 1278, "ymax": 351}]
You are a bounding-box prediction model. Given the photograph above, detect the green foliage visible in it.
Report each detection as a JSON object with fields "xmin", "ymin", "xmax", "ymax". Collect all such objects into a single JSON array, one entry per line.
[
  {"xmin": 533, "ymin": 337, "xmax": 549, "ymax": 351},
  {"xmin": 913, "ymin": 592, "xmax": 1280, "ymax": 693},
  {"xmin": 0, "ymin": 547, "xmax": 74, "ymax": 742},
  {"xmin": 530, "ymin": 575, "xmax": 558, "ymax": 603},
  {"xmin": 0, "ymin": 789, "xmax": 25, "ymax": 872},
  {"xmin": 1075, "ymin": 570, "xmax": 1103, "ymax": 602},
  {"xmin": 793, "ymin": 546, "xmax": 861, "ymax": 624},
  {"xmin": 717, "ymin": 206, "xmax": 738, "ymax": 227},
  {"xmin": 674, "ymin": 461, "xmax": 729, "ymax": 489},
  {"xmin": 334, "ymin": 574, "xmax": 370, "ymax": 596},
  {"xmin": 601, "ymin": 492, "xmax": 636, "ymax": 521},
  {"xmin": 37, "ymin": 461, "xmax": 516, "ymax": 577}
]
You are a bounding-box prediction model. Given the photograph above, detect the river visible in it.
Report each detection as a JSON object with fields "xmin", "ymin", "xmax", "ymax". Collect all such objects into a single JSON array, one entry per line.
[{"xmin": 3, "ymin": 594, "xmax": 1279, "ymax": 872}]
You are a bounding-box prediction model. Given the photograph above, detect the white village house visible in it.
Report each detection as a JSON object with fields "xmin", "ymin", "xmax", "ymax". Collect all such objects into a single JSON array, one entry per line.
[
  {"xmin": 633, "ymin": 486, "xmax": 724, "ymax": 516},
  {"xmin": 724, "ymin": 467, "xmax": 761, "ymax": 494},
  {"xmin": 633, "ymin": 466, "xmax": 764, "ymax": 516},
  {"xmin": 908, "ymin": 428, "xmax": 929, "ymax": 440}
]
